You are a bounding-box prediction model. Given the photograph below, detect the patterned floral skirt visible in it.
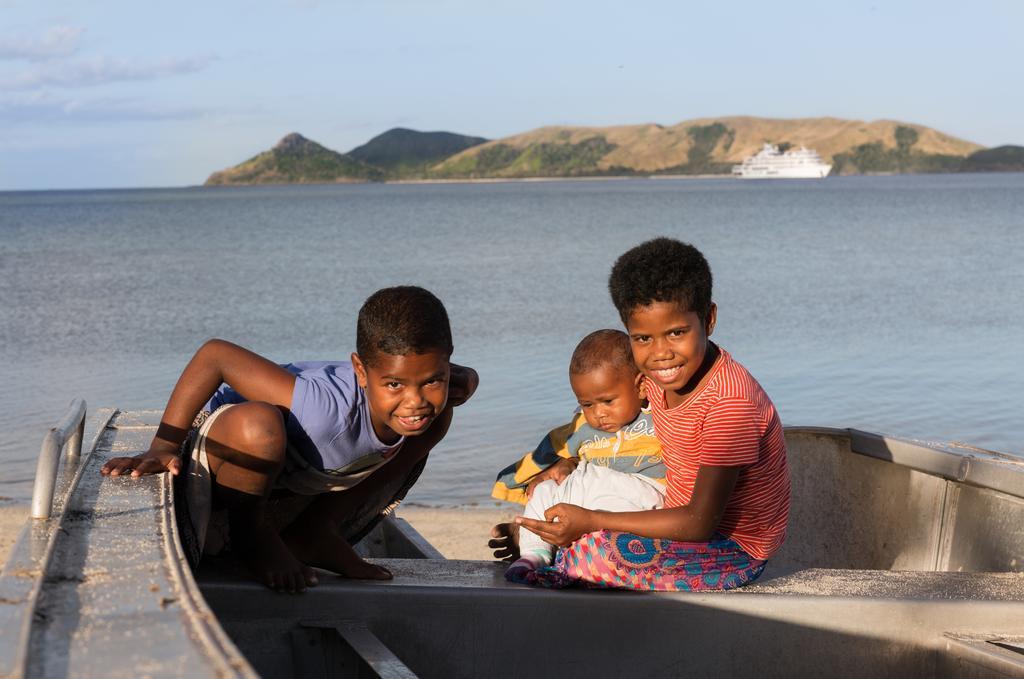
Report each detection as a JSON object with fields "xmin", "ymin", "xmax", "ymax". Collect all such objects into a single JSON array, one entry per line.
[{"xmin": 525, "ymin": 530, "xmax": 766, "ymax": 592}]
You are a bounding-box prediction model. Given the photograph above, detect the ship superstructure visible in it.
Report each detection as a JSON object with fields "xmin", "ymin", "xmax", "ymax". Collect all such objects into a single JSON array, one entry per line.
[{"xmin": 732, "ymin": 143, "xmax": 832, "ymax": 178}]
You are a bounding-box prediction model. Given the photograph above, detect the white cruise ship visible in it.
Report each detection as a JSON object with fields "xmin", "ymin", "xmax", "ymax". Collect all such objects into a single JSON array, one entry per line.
[{"xmin": 731, "ymin": 143, "xmax": 832, "ymax": 179}]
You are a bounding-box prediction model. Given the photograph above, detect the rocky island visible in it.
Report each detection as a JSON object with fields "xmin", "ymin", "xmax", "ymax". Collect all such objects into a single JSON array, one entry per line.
[{"xmin": 204, "ymin": 133, "xmax": 382, "ymax": 185}]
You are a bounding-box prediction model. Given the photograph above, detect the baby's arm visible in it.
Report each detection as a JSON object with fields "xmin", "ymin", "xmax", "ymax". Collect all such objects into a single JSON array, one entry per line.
[
  {"xmin": 491, "ymin": 414, "xmax": 585, "ymax": 504},
  {"xmin": 525, "ymin": 457, "xmax": 578, "ymax": 497},
  {"xmin": 101, "ymin": 339, "xmax": 296, "ymax": 477},
  {"xmin": 517, "ymin": 465, "xmax": 740, "ymax": 547}
]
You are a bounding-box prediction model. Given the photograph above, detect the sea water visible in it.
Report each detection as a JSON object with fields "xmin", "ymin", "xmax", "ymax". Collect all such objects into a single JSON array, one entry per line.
[{"xmin": 1, "ymin": 174, "xmax": 1022, "ymax": 506}]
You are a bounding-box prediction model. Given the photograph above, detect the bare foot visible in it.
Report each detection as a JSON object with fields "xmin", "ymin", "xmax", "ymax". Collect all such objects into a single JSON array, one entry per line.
[
  {"xmin": 488, "ymin": 522, "xmax": 520, "ymax": 562},
  {"xmin": 234, "ymin": 521, "xmax": 318, "ymax": 593},
  {"xmin": 283, "ymin": 522, "xmax": 392, "ymax": 580}
]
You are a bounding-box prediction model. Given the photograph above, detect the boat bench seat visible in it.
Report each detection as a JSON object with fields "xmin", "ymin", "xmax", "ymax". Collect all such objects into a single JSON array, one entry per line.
[
  {"xmin": 200, "ymin": 555, "xmax": 1024, "ymax": 601},
  {"xmin": 197, "ymin": 556, "xmax": 1024, "ymax": 679}
]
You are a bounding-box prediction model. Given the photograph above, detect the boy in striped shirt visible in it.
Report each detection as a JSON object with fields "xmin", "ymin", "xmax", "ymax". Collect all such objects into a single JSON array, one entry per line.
[{"xmin": 517, "ymin": 238, "xmax": 790, "ymax": 591}]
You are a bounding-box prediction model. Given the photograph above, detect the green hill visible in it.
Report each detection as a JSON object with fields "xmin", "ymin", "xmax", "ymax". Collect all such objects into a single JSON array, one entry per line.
[
  {"xmin": 205, "ymin": 133, "xmax": 382, "ymax": 185},
  {"xmin": 431, "ymin": 117, "xmax": 984, "ymax": 178},
  {"xmin": 960, "ymin": 146, "xmax": 1024, "ymax": 172},
  {"xmin": 347, "ymin": 128, "xmax": 487, "ymax": 177}
]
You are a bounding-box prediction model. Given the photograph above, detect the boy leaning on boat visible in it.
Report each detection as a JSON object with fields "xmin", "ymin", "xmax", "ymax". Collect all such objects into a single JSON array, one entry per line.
[
  {"xmin": 494, "ymin": 238, "xmax": 791, "ymax": 591},
  {"xmin": 101, "ymin": 286, "xmax": 478, "ymax": 593}
]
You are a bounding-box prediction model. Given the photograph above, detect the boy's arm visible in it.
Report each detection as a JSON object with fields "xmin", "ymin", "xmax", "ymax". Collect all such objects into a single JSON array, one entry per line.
[
  {"xmin": 101, "ymin": 339, "xmax": 297, "ymax": 477},
  {"xmin": 516, "ymin": 465, "xmax": 740, "ymax": 546},
  {"xmin": 447, "ymin": 363, "xmax": 478, "ymax": 407}
]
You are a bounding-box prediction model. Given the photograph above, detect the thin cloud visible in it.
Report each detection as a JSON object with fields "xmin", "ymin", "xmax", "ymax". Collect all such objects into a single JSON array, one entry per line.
[
  {"xmin": 0, "ymin": 54, "xmax": 215, "ymax": 90},
  {"xmin": 0, "ymin": 92, "xmax": 206, "ymax": 124},
  {"xmin": 0, "ymin": 25, "xmax": 84, "ymax": 61}
]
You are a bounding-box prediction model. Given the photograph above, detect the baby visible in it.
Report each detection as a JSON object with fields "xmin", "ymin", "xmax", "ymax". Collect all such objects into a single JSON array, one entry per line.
[{"xmin": 497, "ymin": 329, "xmax": 666, "ymax": 583}]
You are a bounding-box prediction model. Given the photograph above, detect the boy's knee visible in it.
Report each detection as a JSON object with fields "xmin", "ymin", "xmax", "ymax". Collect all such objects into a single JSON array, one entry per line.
[
  {"xmin": 212, "ymin": 402, "xmax": 288, "ymax": 467},
  {"xmin": 235, "ymin": 402, "xmax": 287, "ymax": 455}
]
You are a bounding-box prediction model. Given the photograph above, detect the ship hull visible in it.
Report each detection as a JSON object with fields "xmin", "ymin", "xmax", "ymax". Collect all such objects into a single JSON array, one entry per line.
[{"xmin": 733, "ymin": 163, "xmax": 832, "ymax": 179}]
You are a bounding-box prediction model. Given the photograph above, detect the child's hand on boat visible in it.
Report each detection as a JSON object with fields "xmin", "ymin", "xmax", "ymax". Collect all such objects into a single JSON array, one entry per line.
[
  {"xmin": 525, "ymin": 457, "xmax": 579, "ymax": 498},
  {"xmin": 516, "ymin": 503, "xmax": 595, "ymax": 548},
  {"xmin": 488, "ymin": 522, "xmax": 520, "ymax": 562},
  {"xmin": 100, "ymin": 444, "xmax": 182, "ymax": 477}
]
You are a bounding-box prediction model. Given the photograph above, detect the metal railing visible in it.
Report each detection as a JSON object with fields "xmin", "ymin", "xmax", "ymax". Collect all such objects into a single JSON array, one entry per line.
[{"xmin": 31, "ymin": 398, "xmax": 87, "ymax": 519}]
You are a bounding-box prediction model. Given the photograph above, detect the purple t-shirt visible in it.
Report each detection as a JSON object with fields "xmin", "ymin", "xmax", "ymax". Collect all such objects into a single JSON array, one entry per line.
[{"xmin": 205, "ymin": 361, "xmax": 403, "ymax": 473}]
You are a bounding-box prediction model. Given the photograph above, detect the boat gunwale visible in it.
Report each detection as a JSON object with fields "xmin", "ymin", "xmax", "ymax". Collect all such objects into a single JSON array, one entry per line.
[
  {"xmin": 785, "ymin": 426, "xmax": 1024, "ymax": 500},
  {"xmin": 157, "ymin": 461, "xmax": 258, "ymax": 678},
  {"xmin": 1, "ymin": 408, "xmax": 258, "ymax": 679},
  {"xmin": 0, "ymin": 407, "xmax": 117, "ymax": 678}
]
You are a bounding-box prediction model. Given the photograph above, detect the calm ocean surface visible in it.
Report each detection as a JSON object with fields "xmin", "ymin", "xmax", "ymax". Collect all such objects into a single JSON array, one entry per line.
[{"xmin": 1, "ymin": 175, "xmax": 1022, "ymax": 506}]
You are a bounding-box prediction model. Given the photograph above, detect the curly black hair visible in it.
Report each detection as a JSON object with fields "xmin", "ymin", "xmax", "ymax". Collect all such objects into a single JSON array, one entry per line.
[
  {"xmin": 568, "ymin": 329, "xmax": 636, "ymax": 377},
  {"xmin": 356, "ymin": 286, "xmax": 453, "ymax": 366},
  {"xmin": 608, "ymin": 238, "xmax": 713, "ymax": 324}
]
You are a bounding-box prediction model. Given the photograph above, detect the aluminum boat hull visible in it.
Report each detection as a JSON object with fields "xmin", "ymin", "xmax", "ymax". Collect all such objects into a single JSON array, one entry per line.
[{"xmin": 3, "ymin": 409, "xmax": 1023, "ymax": 678}]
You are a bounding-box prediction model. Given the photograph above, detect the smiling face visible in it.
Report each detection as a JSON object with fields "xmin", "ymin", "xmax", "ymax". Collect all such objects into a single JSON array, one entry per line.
[
  {"xmin": 626, "ymin": 300, "xmax": 717, "ymax": 409},
  {"xmin": 351, "ymin": 350, "xmax": 451, "ymax": 443},
  {"xmin": 570, "ymin": 364, "xmax": 645, "ymax": 433}
]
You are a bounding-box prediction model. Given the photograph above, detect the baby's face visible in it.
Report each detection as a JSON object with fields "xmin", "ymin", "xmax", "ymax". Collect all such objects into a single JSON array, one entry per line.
[{"xmin": 570, "ymin": 365, "xmax": 644, "ymax": 433}]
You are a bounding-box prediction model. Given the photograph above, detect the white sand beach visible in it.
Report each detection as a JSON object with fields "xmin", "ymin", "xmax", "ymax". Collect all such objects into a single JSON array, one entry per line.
[
  {"xmin": 1, "ymin": 504, "xmax": 29, "ymax": 563},
  {"xmin": 396, "ymin": 505, "xmax": 520, "ymax": 561}
]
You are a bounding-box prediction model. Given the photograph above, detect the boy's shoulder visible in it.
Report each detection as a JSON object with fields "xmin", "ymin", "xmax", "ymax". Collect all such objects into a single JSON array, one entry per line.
[
  {"xmin": 704, "ymin": 347, "xmax": 749, "ymax": 385},
  {"xmin": 289, "ymin": 360, "xmax": 363, "ymax": 426},
  {"xmin": 695, "ymin": 350, "xmax": 779, "ymax": 434},
  {"xmin": 290, "ymin": 360, "xmax": 358, "ymax": 393},
  {"xmin": 285, "ymin": 360, "xmax": 354, "ymax": 378},
  {"xmin": 708, "ymin": 349, "xmax": 772, "ymax": 404}
]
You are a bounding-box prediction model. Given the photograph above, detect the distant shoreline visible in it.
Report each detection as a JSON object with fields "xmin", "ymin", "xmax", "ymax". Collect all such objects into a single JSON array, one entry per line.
[
  {"xmin": 199, "ymin": 168, "xmax": 1024, "ymax": 189},
  {"xmin": 6, "ymin": 168, "xmax": 1022, "ymax": 195},
  {"xmin": 386, "ymin": 173, "xmax": 733, "ymax": 185}
]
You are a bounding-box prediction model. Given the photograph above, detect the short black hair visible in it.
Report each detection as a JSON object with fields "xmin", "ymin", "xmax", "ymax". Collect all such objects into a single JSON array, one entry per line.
[
  {"xmin": 356, "ymin": 286, "xmax": 453, "ymax": 366},
  {"xmin": 608, "ymin": 238, "xmax": 713, "ymax": 324},
  {"xmin": 569, "ymin": 329, "xmax": 637, "ymax": 378}
]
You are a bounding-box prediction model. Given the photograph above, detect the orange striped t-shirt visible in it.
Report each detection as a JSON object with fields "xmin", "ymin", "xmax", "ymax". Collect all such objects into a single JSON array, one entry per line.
[{"xmin": 646, "ymin": 346, "xmax": 790, "ymax": 560}]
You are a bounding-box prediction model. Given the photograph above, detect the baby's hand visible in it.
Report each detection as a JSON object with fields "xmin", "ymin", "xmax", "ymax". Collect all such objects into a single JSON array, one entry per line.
[
  {"xmin": 526, "ymin": 457, "xmax": 578, "ymax": 498},
  {"xmin": 488, "ymin": 522, "xmax": 520, "ymax": 562}
]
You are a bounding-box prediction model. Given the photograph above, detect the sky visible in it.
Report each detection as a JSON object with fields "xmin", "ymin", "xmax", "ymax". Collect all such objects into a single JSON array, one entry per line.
[{"xmin": 1, "ymin": 0, "xmax": 1022, "ymax": 190}]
